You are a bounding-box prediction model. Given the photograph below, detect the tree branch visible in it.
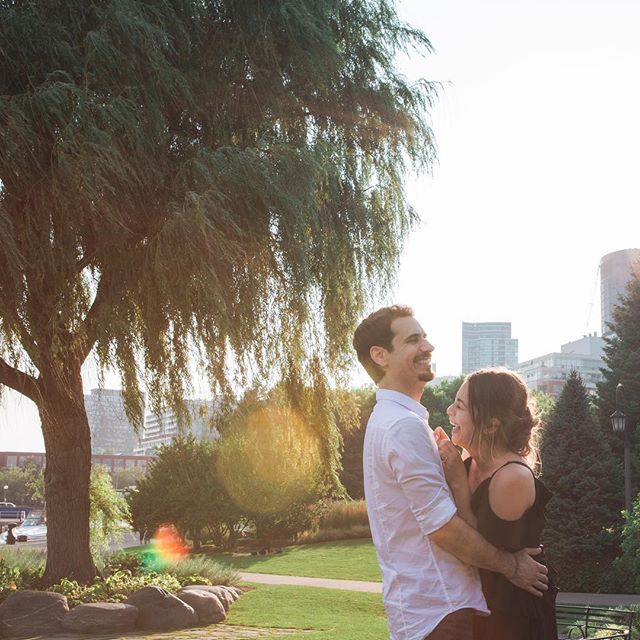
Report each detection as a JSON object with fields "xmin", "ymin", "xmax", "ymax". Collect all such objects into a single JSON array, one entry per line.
[{"xmin": 0, "ymin": 357, "xmax": 40, "ymax": 404}]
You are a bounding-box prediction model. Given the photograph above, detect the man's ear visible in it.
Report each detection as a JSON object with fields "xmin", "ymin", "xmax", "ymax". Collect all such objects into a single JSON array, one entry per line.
[{"xmin": 370, "ymin": 345, "xmax": 388, "ymax": 370}]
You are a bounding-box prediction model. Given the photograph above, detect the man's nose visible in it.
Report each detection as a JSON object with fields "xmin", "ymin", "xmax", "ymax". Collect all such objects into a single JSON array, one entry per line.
[{"xmin": 421, "ymin": 339, "xmax": 434, "ymax": 352}]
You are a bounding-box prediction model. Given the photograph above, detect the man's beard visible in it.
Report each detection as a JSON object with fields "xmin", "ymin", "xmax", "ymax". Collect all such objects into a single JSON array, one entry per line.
[{"xmin": 418, "ymin": 369, "xmax": 435, "ymax": 382}]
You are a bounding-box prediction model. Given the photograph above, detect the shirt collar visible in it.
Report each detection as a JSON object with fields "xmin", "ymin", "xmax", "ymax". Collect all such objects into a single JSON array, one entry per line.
[{"xmin": 376, "ymin": 388, "xmax": 427, "ymax": 418}]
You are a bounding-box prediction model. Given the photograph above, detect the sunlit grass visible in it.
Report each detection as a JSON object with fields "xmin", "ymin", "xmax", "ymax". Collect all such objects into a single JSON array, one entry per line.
[
  {"xmin": 212, "ymin": 538, "xmax": 381, "ymax": 582},
  {"xmin": 227, "ymin": 583, "xmax": 389, "ymax": 640}
]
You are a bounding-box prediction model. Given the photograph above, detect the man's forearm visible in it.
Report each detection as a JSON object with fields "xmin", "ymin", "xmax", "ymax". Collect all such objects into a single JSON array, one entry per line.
[
  {"xmin": 447, "ymin": 481, "xmax": 477, "ymax": 529},
  {"xmin": 429, "ymin": 513, "xmax": 513, "ymax": 575}
]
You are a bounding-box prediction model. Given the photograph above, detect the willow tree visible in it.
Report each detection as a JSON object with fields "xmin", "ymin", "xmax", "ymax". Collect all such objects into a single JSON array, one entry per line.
[{"xmin": 0, "ymin": 0, "xmax": 436, "ymax": 583}]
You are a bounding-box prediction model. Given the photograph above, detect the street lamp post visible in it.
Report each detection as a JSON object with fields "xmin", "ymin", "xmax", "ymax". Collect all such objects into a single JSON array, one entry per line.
[
  {"xmin": 610, "ymin": 383, "xmax": 632, "ymax": 514},
  {"xmin": 2, "ymin": 485, "xmax": 7, "ymax": 502}
]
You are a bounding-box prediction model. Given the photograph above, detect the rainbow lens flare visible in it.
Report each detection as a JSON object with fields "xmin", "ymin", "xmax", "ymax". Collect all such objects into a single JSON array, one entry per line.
[{"xmin": 142, "ymin": 524, "xmax": 188, "ymax": 572}]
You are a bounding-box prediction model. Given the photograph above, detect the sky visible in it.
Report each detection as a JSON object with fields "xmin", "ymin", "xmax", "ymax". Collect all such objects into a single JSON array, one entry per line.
[{"xmin": 2, "ymin": 0, "xmax": 640, "ymax": 451}]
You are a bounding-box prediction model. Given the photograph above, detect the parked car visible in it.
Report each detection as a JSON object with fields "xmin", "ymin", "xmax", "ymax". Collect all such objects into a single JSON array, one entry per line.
[{"xmin": 0, "ymin": 515, "xmax": 47, "ymax": 544}]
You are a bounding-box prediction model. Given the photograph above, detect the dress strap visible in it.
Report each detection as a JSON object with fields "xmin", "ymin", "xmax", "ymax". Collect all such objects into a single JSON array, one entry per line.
[{"xmin": 489, "ymin": 460, "xmax": 534, "ymax": 479}]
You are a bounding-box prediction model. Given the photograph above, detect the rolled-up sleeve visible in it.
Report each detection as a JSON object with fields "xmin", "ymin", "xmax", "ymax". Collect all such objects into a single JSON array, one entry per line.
[{"xmin": 387, "ymin": 417, "xmax": 457, "ymax": 536}]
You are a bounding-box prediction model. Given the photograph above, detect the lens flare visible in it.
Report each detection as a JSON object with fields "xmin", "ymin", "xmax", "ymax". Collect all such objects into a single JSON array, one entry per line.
[
  {"xmin": 217, "ymin": 403, "xmax": 322, "ymax": 514},
  {"xmin": 142, "ymin": 524, "xmax": 188, "ymax": 571}
]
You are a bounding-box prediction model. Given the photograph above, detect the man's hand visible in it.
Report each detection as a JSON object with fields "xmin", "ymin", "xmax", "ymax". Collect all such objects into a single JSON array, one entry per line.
[{"xmin": 504, "ymin": 547, "xmax": 549, "ymax": 596}]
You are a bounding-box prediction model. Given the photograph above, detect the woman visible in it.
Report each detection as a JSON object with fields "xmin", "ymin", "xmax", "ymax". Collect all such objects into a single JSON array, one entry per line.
[{"xmin": 437, "ymin": 367, "xmax": 558, "ymax": 640}]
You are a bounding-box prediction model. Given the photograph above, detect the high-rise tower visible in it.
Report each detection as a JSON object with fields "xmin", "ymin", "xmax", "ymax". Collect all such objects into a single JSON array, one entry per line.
[{"xmin": 600, "ymin": 249, "xmax": 640, "ymax": 335}]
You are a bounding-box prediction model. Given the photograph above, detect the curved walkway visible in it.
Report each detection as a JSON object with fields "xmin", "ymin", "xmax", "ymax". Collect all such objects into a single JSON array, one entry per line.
[{"xmin": 239, "ymin": 573, "xmax": 640, "ymax": 606}]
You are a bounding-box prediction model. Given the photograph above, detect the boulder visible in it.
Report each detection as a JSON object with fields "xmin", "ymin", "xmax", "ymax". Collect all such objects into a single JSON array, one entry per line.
[
  {"xmin": 177, "ymin": 588, "xmax": 226, "ymax": 624},
  {"xmin": 125, "ymin": 585, "xmax": 197, "ymax": 631},
  {"xmin": 62, "ymin": 602, "xmax": 139, "ymax": 633},
  {"xmin": 181, "ymin": 585, "xmax": 234, "ymax": 611},
  {"xmin": 0, "ymin": 590, "xmax": 68, "ymax": 637}
]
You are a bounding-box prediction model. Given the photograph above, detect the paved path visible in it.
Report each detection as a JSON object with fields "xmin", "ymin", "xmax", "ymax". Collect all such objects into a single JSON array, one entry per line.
[
  {"xmin": 42, "ymin": 625, "xmax": 301, "ymax": 639},
  {"xmin": 239, "ymin": 572, "xmax": 640, "ymax": 606}
]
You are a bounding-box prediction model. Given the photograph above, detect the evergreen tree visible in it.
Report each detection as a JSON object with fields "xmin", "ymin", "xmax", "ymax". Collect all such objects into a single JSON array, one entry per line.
[
  {"xmin": 540, "ymin": 371, "xmax": 621, "ymax": 591},
  {"xmin": 0, "ymin": 0, "xmax": 437, "ymax": 583},
  {"xmin": 597, "ymin": 273, "xmax": 640, "ymax": 504}
]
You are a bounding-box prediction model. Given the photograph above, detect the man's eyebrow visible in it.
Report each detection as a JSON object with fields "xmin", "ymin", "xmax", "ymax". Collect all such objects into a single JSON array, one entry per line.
[{"xmin": 404, "ymin": 332, "xmax": 426, "ymax": 342}]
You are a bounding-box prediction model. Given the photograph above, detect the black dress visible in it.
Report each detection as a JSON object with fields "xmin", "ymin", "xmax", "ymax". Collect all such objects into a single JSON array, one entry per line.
[{"xmin": 466, "ymin": 459, "xmax": 558, "ymax": 640}]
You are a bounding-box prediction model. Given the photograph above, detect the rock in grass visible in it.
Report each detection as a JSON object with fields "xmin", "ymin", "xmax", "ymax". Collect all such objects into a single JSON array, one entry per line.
[
  {"xmin": 177, "ymin": 588, "xmax": 226, "ymax": 624},
  {"xmin": 182, "ymin": 585, "xmax": 235, "ymax": 611},
  {"xmin": 62, "ymin": 602, "xmax": 139, "ymax": 633},
  {"xmin": 0, "ymin": 590, "xmax": 68, "ymax": 637},
  {"xmin": 125, "ymin": 585, "xmax": 197, "ymax": 631}
]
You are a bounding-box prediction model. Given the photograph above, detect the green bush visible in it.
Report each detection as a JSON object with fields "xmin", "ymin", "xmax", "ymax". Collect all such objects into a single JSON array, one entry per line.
[
  {"xmin": 160, "ymin": 555, "xmax": 238, "ymax": 586},
  {"xmin": 319, "ymin": 500, "xmax": 369, "ymax": 531},
  {"xmin": 174, "ymin": 574, "xmax": 212, "ymax": 587},
  {"xmin": 0, "ymin": 550, "xmax": 45, "ymax": 601},
  {"xmin": 101, "ymin": 550, "xmax": 144, "ymax": 576},
  {"xmin": 49, "ymin": 570, "xmax": 183, "ymax": 607}
]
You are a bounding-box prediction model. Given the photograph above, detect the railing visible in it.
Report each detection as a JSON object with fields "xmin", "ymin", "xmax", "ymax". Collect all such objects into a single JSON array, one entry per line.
[
  {"xmin": 0, "ymin": 509, "xmax": 27, "ymax": 521},
  {"xmin": 556, "ymin": 604, "xmax": 634, "ymax": 639}
]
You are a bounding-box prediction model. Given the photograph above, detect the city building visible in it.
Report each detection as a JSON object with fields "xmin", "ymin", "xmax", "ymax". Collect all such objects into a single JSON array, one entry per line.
[
  {"xmin": 0, "ymin": 451, "xmax": 154, "ymax": 476},
  {"xmin": 516, "ymin": 333, "xmax": 605, "ymax": 398},
  {"xmin": 134, "ymin": 399, "xmax": 219, "ymax": 456},
  {"xmin": 84, "ymin": 388, "xmax": 144, "ymax": 455},
  {"xmin": 461, "ymin": 322, "xmax": 518, "ymax": 374},
  {"xmin": 600, "ymin": 248, "xmax": 640, "ymax": 335}
]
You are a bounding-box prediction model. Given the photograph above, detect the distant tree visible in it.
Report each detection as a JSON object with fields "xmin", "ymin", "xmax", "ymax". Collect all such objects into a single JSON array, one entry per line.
[
  {"xmin": 111, "ymin": 468, "xmax": 146, "ymax": 492},
  {"xmin": 531, "ymin": 390, "xmax": 556, "ymax": 427},
  {"xmin": 0, "ymin": 0, "xmax": 437, "ymax": 582},
  {"xmin": 614, "ymin": 494, "xmax": 640, "ymax": 592},
  {"xmin": 539, "ymin": 371, "xmax": 622, "ymax": 591},
  {"xmin": 420, "ymin": 376, "xmax": 465, "ymax": 434},
  {"xmin": 597, "ymin": 273, "xmax": 640, "ymax": 505},
  {"xmin": 0, "ymin": 463, "xmax": 44, "ymax": 507},
  {"xmin": 217, "ymin": 381, "xmax": 345, "ymax": 545},
  {"xmin": 129, "ymin": 436, "xmax": 243, "ymax": 551}
]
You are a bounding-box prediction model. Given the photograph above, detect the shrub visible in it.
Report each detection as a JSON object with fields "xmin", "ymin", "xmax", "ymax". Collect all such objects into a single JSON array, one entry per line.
[
  {"xmin": 297, "ymin": 525, "xmax": 372, "ymax": 544},
  {"xmin": 0, "ymin": 549, "xmax": 45, "ymax": 601},
  {"xmin": 319, "ymin": 500, "xmax": 369, "ymax": 531},
  {"xmin": 49, "ymin": 570, "xmax": 183, "ymax": 607},
  {"xmin": 101, "ymin": 550, "xmax": 144, "ymax": 576},
  {"xmin": 161, "ymin": 555, "xmax": 238, "ymax": 586}
]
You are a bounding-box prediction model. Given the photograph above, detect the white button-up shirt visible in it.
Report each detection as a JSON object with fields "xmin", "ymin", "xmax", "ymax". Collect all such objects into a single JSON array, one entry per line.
[{"xmin": 364, "ymin": 389, "xmax": 488, "ymax": 640}]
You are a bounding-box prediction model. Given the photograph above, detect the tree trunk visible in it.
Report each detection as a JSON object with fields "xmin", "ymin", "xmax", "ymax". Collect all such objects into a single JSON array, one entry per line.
[{"xmin": 39, "ymin": 362, "xmax": 96, "ymax": 585}]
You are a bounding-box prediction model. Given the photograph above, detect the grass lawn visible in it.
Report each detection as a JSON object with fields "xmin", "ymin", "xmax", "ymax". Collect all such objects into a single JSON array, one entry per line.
[
  {"xmin": 228, "ymin": 583, "xmax": 388, "ymax": 640},
  {"xmin": 211, "ymin": 539, "xmax": 381, "ymax": 582}
]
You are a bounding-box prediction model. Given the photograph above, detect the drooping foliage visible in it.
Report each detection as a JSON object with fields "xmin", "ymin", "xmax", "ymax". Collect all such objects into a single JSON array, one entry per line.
[
  {"xmin": 0, "ymin": 0, "xmax": 437, "ymax": 418},
  {"xmin": 539, "ymin": 371, "xmax": 622, "ymax": 591},
  {"xmin": 0, "ymin": 0, "xmax": 438, "ymax": 582},
  {"xmin": 597, "ymin": 273, "xmax": 640, "ymax": 503}
]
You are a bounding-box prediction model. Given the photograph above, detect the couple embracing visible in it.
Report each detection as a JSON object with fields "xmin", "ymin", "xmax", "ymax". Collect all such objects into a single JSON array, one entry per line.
[{"xmin": 353, "ymin": 305, "xmax": 558, "ymax": 640}]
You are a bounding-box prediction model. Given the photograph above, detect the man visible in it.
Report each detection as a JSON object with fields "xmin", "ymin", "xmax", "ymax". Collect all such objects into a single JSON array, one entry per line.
[{"xmin": 353, "ymin": 305, "xmax": 548, "ymax": 640}]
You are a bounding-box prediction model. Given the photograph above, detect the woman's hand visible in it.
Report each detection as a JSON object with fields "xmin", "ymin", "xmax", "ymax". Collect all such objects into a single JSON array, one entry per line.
[{"xmin": 438, "ymin": 439, "xmax": 466, "ymax": 488}]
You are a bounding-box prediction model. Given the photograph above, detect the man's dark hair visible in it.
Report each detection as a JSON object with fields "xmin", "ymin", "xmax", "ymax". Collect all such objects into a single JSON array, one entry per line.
[{"xmin": 352, "ymin": 305, "xmax": 414, "ymax": 383}]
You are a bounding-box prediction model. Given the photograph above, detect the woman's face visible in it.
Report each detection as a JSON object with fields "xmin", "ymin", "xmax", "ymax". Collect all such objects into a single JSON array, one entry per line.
[{"xmin": 446, "ymin": 381, "xmax": 476, "ymax": 450}]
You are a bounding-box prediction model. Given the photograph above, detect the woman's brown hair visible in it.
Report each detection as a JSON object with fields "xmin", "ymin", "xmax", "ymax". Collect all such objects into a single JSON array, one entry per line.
[{"xmin": 466, "ymin": 367, "xmax": 540, "ymax": 461}]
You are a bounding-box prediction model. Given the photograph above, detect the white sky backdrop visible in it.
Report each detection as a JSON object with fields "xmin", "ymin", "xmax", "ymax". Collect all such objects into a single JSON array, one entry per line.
[{"xmin": 2, "ymin": 0, "xmax": 640, "ymax": 451}]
